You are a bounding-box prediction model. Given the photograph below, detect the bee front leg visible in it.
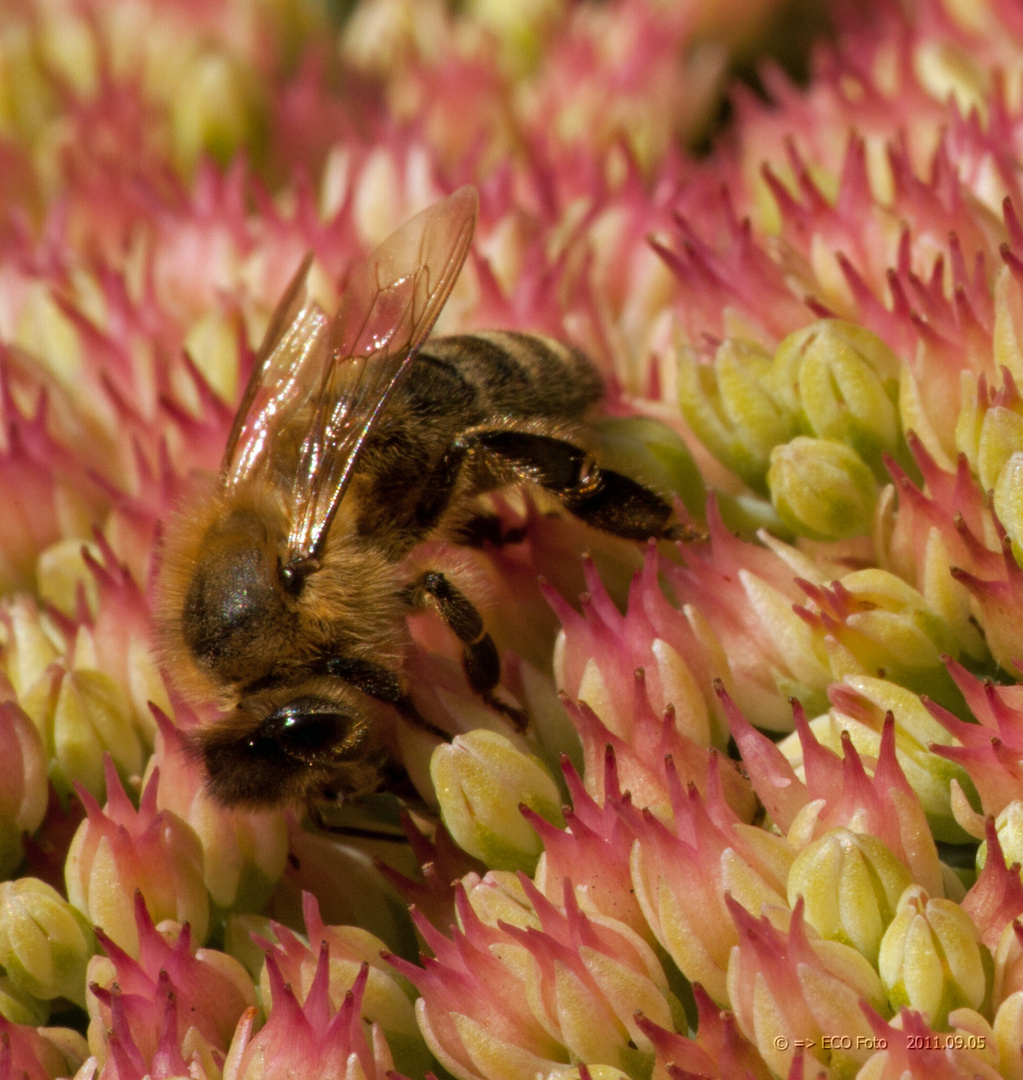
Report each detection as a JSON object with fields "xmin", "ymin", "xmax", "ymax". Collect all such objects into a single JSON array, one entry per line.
[
  {"xmin": 319, "ymin": 654, "xmax": 450, "ymax": 740},
  {"xmin": 405, "ymin": 571, "xmax": 527, "ymax": 730}
]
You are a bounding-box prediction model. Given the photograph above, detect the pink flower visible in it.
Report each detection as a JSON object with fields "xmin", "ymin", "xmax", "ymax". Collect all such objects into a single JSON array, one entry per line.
[
  {"xmin": 255, "ymin": 892, "xmax": 426, "ymax": 1077},
  {"xmin": 961, "ymin": 820, "xmax": 1023, "ymax": 954},
  {"xmin": 390, "ymin": 888, "xmax": 568, "ymax": 1080},
  {"xmin": 85, "ymin": 892, "xmax": 255, "ymax": 1069},
  {"xmin": 391, "ymin": 877, "xmax": 678, "ymax": 1080},
  {"xmin": 223, "ymin": 956, "xmax": 392, "ymax": 1080},
  {"xmin": 727, "ymin": 897, "xmax": 887, "ymax": 1077},
  {"xmin": 637, "ymin": 986, "xmax": 772, "ymax": 1080},
  {"xmin": 266, "ymin": 811, "xmax": 421, "ymax": 949},
  {"xmin": 0, "ymin": 362, "xmax": 97, "ymax": 592},
  {"xmin": 65, "ymin": 758, "xmax": 208, "ymax": 952},
  {"xmin": 728, "ymin": 693, "xmax": 945, "ymax": 895},
  {"xmin": 626, "ymin": 751, "xmax": 790, "ymax": 1003},
  {"xmin": 923, "ymin": 659, "xmax": 1023, "ymax": 825},
  {"xmin": 561, "ymin": 685, "xmax": 757, "ymax": 823},
  {"xmin": 547, "ymin": 546, "xmax": 723, "ymax": 746},
  {"xmin": 858, "ymin": 1007, "xmax": 1002, "ymax": 1080},
  {"xmin": 0, "ymin": 1017, "xmax": 86, "ymax": 1080},
  {"xmin": 376, "ymin": 815, "xmax": 485, "ymax": 934},
  {"xmin": 527, "ymin": 753, "xmax": 651, "ymax": 941},
  {"xmin": 146, "ymin": 707, "xmax": 288, "ymax": 915}
]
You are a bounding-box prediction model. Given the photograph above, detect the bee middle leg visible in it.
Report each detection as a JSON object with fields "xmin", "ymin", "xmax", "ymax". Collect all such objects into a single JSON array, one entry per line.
[
  {"xmin": 404, "ymin": 570, "xmax": 527, "ymax": 730},
  {"xmin": 449, "ymin": 512, "xmax": 527, "ymax": 548}
]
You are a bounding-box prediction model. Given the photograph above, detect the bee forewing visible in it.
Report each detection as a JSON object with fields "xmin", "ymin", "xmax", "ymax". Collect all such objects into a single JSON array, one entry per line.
[
  {"xmin": 285, "ymin": 185, "xmax": 479, "ymax": 561},
  {"xmin": 216, "ymin": 187, "xmax": 478, "ymax": 544},
  {"xmin": 330, "ymin": 185, "xmax": 479, "ymax": 360}
]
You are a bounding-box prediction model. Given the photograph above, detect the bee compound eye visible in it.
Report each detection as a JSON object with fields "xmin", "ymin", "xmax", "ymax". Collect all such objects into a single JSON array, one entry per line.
[{"xmin": 257, "ymin": 697, "xmax": 352, "ymax": 759}]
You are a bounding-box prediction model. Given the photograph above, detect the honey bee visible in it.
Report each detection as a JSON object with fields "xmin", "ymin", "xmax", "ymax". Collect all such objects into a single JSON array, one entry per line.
[{"xmin": 157, "ymin": 186, "xmax": 681, "ymax": 817}]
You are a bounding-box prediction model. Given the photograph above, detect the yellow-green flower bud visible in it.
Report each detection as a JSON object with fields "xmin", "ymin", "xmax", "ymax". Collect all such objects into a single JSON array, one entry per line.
[
  {"xmin": 829, "ymin": 674, "xmax": 974, "ymax": 844},
  {"xmin": 183, "ymin": 306, "xmax": 242, "ymax": 413},
  {"xmin": 171, "ymin": 50, "xmax": 263, "ymax": 172},
  {"xmin": 431, "ymin": 730, "xmax": 564, "ymax": 873},
  {"xmin": 0, "ymin": 974, "xmax": 49, "ymax": 1025},
  {"xmin": 465, "ymin": 0, "xmax": 561, "ymax": 72},
  {"xmin": 677, "ymin": 337, "xmax": 796, "ymax": 492},
  {"xmin": 25, "ymin": 665, "xmax": 143, "ymax": 801},
  {"xmin": 994, "ymin": 451, "xmax": 1023, "ymax": 565},
  {"xmin": 0, "ymin": 702, "xmax": 47, "ymax": 878},
  {"xmin": 550, "ymin": 1068, "xmax": 632, "ymax": 1080},
  {"xmin": 787, "ymin": 829, "xmax": 911, "ymax": 966},
  {"xmin": 767, "ymin": 437, "xmax": 878, "ymax": 540},
  {"xmin": 592, "ymin": 415, "xmax": 705, "ymax": 519},
  {"xmin": 827, "ymin": 571, "xmax": 957, "ymax": 679},
  {"xmin": 223, "ymin": 913, "xmax": 276, "ymax": 980},
  {"xmin": 45, "ymin": 665, "xmax": 143, "ymax": 803},
  {"xmin": 37, "ymin": 8, "xmax": 98, "ymax": 97},
  {"xmin": 994, "ymin": 991, "xmax": 1023, "ymax": 1078},
  {"xmin": 36, "ymin": 538, "xmax": 101, "ymax": 619},
  {"xmin": 770, "ymin": 320, "xmax": 902, "ymax": 476},
  {"xmin": 979, "ymin": 801, "xmax": 1023, "ymax": 875},
  {"xmin": 1, "ymin": 597, "xmax": 61, "ymax": 700},
  {"xmin": 13, "ymin": 283, "xmax": 82, "ymax": 392},
  {"xmin": 0, "ymin": 26, "xmax": 53, "ymax": 144},
  {"xmin": 978, "ymin": 404, "xmax": 1023, "ymax": 495},
  {"xmin": 878, "ymin": 884, "xmax": 991, "ymax": 1028},
  {"xmin": 0, "ymin": 878, "xmax": 95, "ymax": 1007},
  {"xmin": 914, "ymin": 35, "xmax": 988, "ymax": 116},
  {"xmin": 771, "ymin": 319, "xmax": 901, "ymax": 410},
  {"xmin": 462, "ymin": 870, "xmax": 541, "ymax": 930}
]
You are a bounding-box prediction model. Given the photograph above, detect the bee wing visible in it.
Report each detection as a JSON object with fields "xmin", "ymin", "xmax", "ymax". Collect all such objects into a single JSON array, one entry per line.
[
  {"xmin": 221, "ymin": 252, "xmax": 332, "ymax": 487},
  {"xmin": 222, "ymin": 186, "xmax": 477, "ymax": 564},
  {"xmin": 287, "ymin": 185, "xmax": 478, "ymax": 561}
]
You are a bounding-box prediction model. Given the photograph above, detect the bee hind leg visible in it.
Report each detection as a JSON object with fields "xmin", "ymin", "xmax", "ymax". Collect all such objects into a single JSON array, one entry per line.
[
  {"xmin": 406, "ymin": 570, "xmax": 527, "ymax": 730},
  {"xmin": 458, "ymin": 429, "xmax": 679, "ymax": 541}
]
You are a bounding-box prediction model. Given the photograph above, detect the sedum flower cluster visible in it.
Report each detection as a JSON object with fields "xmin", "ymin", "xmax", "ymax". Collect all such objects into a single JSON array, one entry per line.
[{"xmin": 9, "ymin": 0, "xmax": 1023, "ymax": 1079}]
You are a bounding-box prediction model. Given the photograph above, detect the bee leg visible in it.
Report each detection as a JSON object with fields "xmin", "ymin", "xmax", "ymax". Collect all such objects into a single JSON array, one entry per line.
[
  {"xmin": 407, "ymin": 570, "xmax": 527, "ymax": 730},
  {"xmin": 450, "ymin": 512, "xmax": 527, "ymax": 548},
  {"xmin": 320, "ymin": 654, "xmax": 450, "ymax": 740},
  {"xmin": 306, "ymin": 799, "xmax": 412, "ymax": 841},
  {"xmin": 413, "ymin": 445, "xmax": 526, "ymax": 547},
  {"xmin": 310, "ymin": 755, "xmax": 436, "ymax": 836},
  {"xmin": 459, "ymin": 429, "xmax": 680, "ymax": 541}
]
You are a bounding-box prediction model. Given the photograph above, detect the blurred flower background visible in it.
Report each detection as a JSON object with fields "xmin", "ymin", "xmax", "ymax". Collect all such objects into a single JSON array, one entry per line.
[{"xmin": 9, "ymin": 0, "xmax": 1023, "ymax": 1077}]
